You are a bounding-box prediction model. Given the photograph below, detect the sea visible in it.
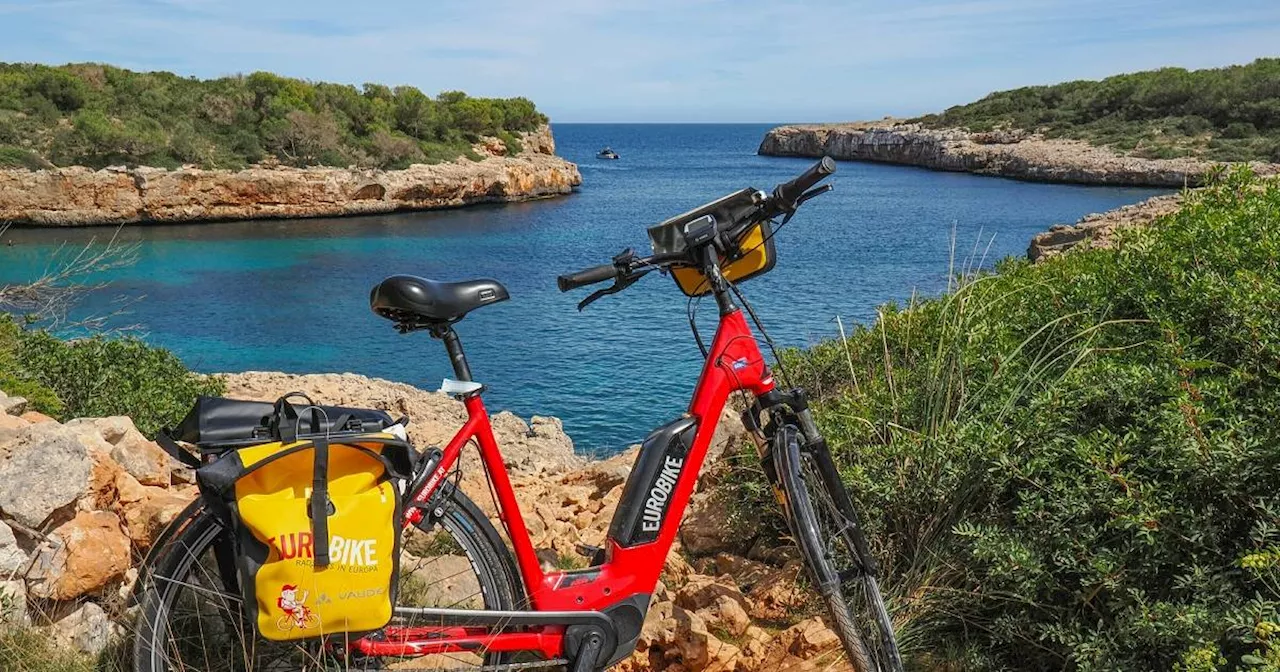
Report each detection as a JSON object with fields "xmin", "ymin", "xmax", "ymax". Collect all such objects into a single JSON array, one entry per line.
[{"xmin": 0, "ymin": 123, "xmax": 1168, "ymax": 453}]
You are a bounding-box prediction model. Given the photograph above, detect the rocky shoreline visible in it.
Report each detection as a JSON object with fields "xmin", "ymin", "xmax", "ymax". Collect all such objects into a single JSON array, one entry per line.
[
  {"xmin": 0, "ymin": 373, "xmax": 846, "ymax": 671},
  {"xmin": 759, "ymin": 120, "xmax": 1279, "ymax": 187},
  {"xmin": 1027, "ymin": 192, "xmax": 1185, "ymax": 262},
  {"xmin": 0, "ymin": 127, "xmax": 581, "ymax": 227}
]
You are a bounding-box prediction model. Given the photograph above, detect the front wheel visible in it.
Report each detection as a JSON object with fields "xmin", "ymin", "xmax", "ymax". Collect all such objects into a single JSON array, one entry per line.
[{"xmin": 774, "ymin": 425, "xmax": 903, "ymax": 672}]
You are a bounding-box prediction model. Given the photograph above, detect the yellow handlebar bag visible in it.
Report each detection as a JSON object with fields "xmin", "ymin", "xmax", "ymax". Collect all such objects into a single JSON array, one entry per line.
[{"xmin": 197, "ymin": 434, "xmax": 416, "ymax": 641}]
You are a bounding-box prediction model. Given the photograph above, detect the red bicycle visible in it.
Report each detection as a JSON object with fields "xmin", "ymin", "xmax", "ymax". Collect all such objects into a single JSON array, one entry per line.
[{"xmin": 132, "ymin": 158, "xmax": 902, "ymax": 672}]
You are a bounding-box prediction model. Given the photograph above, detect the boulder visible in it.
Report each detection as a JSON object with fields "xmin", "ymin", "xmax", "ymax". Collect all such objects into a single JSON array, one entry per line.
[
  {"xmin": 50, "ymin": 601, "xmax": 111, "ymax": 655},
  {"xmin": 115, "ymin": 472, "xmax": 195, "ymax": 549},
  {"xmin": 0, "ymin": 518, "xmax": 28, "ymax": 574},
  {"xmin": 0, "ymin": 411, "xmax": 29, "ymax": 443},
  {"xmin": 680, "ymin": 498, "xmax": 739, "ymax": 556},
  {"xmin": 746, "ymin": 562, "xmax": 809, "ymax": 622},
  {"xmin": 0, "ymin": 393, "xmax": 28, "ymax": 416},
  {"xmin": 29, "ymin": 510, "xmax": 131, "ymax": 600},
  {"xmin": 0, "ymin": 424, "xmax": 94, "ymax": 527},
  {"xmin": 109, "ymin": 430, "xmax": 172, "ymax": 487},
  {"xmin": 777, "ymin": 617, "xmax": 843, "ymax": 659},
  {"xmin": 675, "ymin": 577, "xmax": 752, "ymax": 638},
  {"xmin": 19, "ymin": 410, "xmax": 56, "ymax": 424},
  {"xmin": 697, "ymin": 553, "xmax": 773, "ymax": 589}
]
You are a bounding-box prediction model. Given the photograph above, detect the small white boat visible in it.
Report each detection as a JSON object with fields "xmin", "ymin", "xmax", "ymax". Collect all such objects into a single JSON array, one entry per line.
[{"xmin": 597, "ymin": 147, "xmax": 620, "ymax": 160}]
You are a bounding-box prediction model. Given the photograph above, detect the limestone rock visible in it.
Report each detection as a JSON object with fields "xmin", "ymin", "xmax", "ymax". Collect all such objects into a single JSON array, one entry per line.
[
  {"xmin": 1027, "ymin": 192, "xmax": 1184, "ymax": 261},
  {"xmin": 0, "ymin": 518, "xmax": 28, "ymax": 574},
  {"xmin": 779, "ymin": 618, "xmax": 842, "ymax": 659},
  {"xmin": 759, "ymin": 121, "xmax": 1280, "ymax": 188},
  {"xmin": 221, "ymin": 371, "xmax": 583, "ymax": 475},
  {"xmin": 114, "ymin": 471, "xmax": 196, "ymax": 549},
  {"xmin": 29, "ymin": 510, "xmax": 131, "ymax": 600},
  {"xmin": 0, "ymin": 579, "xmax": 27, "ymax": 624},
  {"xmin": 0, "ymin": 126, "xmax": 581, "ymax": 227},
  {"xmin": 680, "ymin": 497, "xmax": 739, "ymax": 556},
  {"xmin": 697, "ymin": 553, "xmax": 773, "ymax": 588},
  {"xmin": 50, "ymin": 601, "xmax": 111, "ymax": 655},
  {"xmin": 0, "ymin": 393, "xmax": 27, "ymax": 416},
  {"xmin": 0, "ymin": 424, "xmax": 94, "ymax": 527},
  {"xmin": 19, "ymin": 410, "xmax": 56, "ymax": 424},
  {"xmin": 0, "ymin": 411, "xmax": 29, "ymax": 443},
  {"xmin": 109, "ymin": 429, "xmax": 172, "ymax": 486},
  {"xmin": 746, "ymin": 562, "xmax": 809, "ymax": 622}
]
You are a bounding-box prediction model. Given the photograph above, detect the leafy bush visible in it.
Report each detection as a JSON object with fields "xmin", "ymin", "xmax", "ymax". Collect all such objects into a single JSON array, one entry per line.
[
  {"xmin": 916, "ymin": 58, "xmax": 1280, "ymax": 162},
  {"xmin": 0, "ymin": 314, "xmax": 223, "ymax": 435},
  {"xmin": 719, "ymin": 168, "xmax": 1280, "ymax": 670},
  {"xmin": 0, "ymin": 145, "xmax": 50, "ymax": 169},
  {"xmin": 0, "ymin": 62, "xmax": 548, "ymax": 170}
]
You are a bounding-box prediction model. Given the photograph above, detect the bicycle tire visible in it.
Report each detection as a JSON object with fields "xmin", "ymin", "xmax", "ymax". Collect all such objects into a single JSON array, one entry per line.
[
  {"xmin": 132, "ymin": 487, "xmax": 524, "ymax": 672},
  {"xmin": 774, "ymin": 424, "xmax": 903, "ymax": 672}
]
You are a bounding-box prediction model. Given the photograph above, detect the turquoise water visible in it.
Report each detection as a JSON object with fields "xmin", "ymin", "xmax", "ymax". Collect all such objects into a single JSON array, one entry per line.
[{"xmin": 0, "ymin": 124, "xmax": 1167, "ymax": 452}]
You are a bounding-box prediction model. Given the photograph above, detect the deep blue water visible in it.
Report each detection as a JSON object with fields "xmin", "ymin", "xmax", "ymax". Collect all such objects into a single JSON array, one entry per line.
[{"xmin": 0, "ymin": 124, "xmax": 1166, "ymax": 452}]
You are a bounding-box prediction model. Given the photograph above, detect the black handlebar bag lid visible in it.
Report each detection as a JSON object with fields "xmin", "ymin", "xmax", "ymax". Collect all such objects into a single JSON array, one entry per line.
[{"xmin": 169, "ymin": 393, "xmax": 396, "ymax": 452}]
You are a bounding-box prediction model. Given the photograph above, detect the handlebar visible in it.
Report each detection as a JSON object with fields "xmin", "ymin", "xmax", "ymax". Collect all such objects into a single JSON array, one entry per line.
[
  {"xmin": 557, "ymin": 157, "xmax": 835, "ymax": 297},
  {"xmin": 557, "ymin": 263, "xmax": 619, "ymax": 292},
  {"xmin": 772, "ymin": 156, "xmax": 836, "ymax": 208}
]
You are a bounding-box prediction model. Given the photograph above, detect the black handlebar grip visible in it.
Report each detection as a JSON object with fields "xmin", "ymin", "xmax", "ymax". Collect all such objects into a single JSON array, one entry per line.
[
  {"xmin": 557, "ymin": 263, "xmax": 619, "ymax": 292},
  {"xmin": 774, "ymin": 156, "xmax": 837, "ymax": 205}
]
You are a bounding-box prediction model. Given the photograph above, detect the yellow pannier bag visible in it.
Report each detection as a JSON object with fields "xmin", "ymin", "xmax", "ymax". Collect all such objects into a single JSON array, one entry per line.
[{"xmin": 196, "ymin": 434, "xmax": 416, "ymax": 641}]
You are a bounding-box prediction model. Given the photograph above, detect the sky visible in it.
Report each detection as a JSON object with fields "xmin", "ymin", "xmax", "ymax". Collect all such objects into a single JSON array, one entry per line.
[{"xmin": 0, "ymin": 0, "xmax": 1277, "ymax": 123}]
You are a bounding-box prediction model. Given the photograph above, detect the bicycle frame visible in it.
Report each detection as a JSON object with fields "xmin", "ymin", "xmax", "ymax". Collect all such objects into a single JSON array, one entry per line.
[{"xmin": 352, "ymin": 307, "xmax": 776, "ymax": 661}]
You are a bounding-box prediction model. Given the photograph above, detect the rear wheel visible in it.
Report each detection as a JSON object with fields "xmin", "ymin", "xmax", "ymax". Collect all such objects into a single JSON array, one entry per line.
[
  {"xmin": 132, "ymin": 487, "xmax": 525, "ymax": 671},
  {"xmin": 774, "ymin": 425, "xmax": 902, "ymax": 672}
]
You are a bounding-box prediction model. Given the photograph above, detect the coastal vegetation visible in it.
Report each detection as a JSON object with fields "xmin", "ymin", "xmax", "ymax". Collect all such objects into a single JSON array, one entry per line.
[
  {"xmin": 721, "ymin": 168, "xmax": 1280, "ymax": 670},
  {"xmin": 915, "ymin": 58, "xmax": 1280, "ymax": 162},
  {"xmin": 0, "ymin": 314, "xmax": 224, "ymax": 435},
  {"xmin": 0, "ymin": 62, "xmax": 547, "ymax": 170}
]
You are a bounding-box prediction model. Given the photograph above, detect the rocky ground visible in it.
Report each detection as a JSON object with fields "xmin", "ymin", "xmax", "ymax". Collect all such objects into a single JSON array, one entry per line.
[
  {"xmin": 759, "ymin": 120, "xmax": 1280, "ymax": 187},
  {"xmin": 0, "ymin": 375, "xmax": 851, "ymax": 671},
  {"xmin": 0, "ymin": 127, "xmax": 581, "ymax": 227}
]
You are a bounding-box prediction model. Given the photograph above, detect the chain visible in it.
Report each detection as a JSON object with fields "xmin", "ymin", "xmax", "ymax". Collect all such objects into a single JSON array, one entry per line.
[
  {"xmin": 479, "ymin": 658, "xmax": 569, "ymax": 671},
  {"xmin": 342, "ymin": 656, "xmax": 569, "ymax": 671}
]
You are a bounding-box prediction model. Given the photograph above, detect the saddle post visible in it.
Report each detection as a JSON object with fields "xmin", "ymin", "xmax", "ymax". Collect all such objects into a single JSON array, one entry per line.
[{"xmin": 431, "ymin": 325, "xmax": 473, "ymax": 383}]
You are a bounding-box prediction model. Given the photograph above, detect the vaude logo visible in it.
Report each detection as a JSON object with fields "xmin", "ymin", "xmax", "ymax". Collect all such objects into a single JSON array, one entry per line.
[{"xmin": 642, "ymin": 456, "xmax": 683, "ymax": 532}]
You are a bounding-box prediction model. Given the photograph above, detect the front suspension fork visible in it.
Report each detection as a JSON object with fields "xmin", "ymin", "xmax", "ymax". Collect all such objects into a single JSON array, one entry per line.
[{"xmin": 745, "ymin": 388, "xmax": 880, "ymax": 579}]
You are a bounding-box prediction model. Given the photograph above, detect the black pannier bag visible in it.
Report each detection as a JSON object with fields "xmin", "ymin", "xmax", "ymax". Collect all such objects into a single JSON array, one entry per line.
[{"xmin": 164, "ymin": 392, "xmax": 398, "ymax": 455}]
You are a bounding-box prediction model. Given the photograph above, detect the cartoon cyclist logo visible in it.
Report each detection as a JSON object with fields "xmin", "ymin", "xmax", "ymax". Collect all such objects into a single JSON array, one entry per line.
[{"xmin": 275, "ymin": 584, "xmax": 319, "ymax": 631}]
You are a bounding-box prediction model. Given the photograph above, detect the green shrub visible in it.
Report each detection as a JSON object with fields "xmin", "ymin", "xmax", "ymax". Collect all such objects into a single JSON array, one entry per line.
[
  {"xmin": 15, "ymin": 330, "xmax": 224, "ymax": 436},
  {"xmin": 0, "ymin": 61, "xmax": 549, "ymax": 169},
  {"xmin": 0, "ymin": 144, "xmax": 50, "ymax": 169},
  {"xmin": 916, "ymin": 58, "xmax": 1280, "ymax": 162},
  {"xmin": 1, "ymin": 314, "xmax": 223, "ymax": 435},
  {"xmin": 719, "ymin": 168, "xmax": 1280, "ymax": 670}
]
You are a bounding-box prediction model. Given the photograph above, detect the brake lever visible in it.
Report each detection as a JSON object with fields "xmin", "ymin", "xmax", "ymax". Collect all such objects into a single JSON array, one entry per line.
[
  {"xmin": 577, "ymin": 272, "xmax": 643, "ymax": 311},
  {"xmin": 795, "ymin": 184, "xmax": 832, "ymax": 207}
]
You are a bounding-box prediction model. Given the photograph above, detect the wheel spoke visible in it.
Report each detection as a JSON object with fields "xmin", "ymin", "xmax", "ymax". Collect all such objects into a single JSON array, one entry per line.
[{"xmin": 135, "ymin": 494, "xmax": 530, "ymax": 672}]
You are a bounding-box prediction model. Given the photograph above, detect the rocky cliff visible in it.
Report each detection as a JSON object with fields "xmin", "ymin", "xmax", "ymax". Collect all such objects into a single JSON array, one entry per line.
[
  {"xmin": 0, "ymin": 127, "xmax": 581, "ymax": 227},
  {"xmin": 0, "ymin": 375, "xmax": 848, "ymax": 671},
  {"xmin": 760, "ymin": 121, "xmax": 1279, "ymax": 187},
  {"xmin": 1027, "ymin": 193, "xmax": 1185, "ymax": 262}
]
